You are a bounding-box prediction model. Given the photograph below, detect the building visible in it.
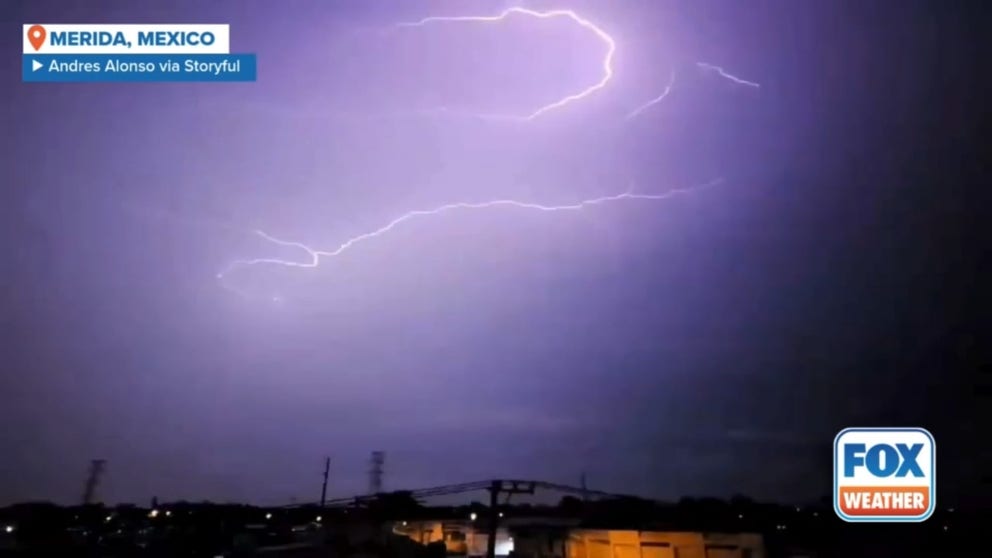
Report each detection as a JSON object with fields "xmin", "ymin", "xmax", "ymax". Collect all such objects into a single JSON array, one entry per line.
[
  {"xmin": 395, "ymin": 519, "xmax": 516, "ymax": 556},
  {"xmin": 563, "ymin": 529, "xmax": 763, "ymax": 558},
  {"xmin": 394, "ymin": 519, "xmax": 765, "ymax": 558}
]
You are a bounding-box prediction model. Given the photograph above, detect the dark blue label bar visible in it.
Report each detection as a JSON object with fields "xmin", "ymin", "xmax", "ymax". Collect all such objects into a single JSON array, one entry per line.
[{"xmin": 23, "ymin": 53, "xmax": 256, "ymax": 82}]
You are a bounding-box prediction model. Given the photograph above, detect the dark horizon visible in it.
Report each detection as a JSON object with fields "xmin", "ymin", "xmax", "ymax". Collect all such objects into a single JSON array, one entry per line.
[{"xmin": 1, "ymin": 0, "xmax": 986, "ymax": 509}]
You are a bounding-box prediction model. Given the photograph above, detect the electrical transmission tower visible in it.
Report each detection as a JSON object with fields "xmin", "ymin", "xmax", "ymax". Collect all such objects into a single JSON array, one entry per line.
[
  {"xmin": 369, "ymin": 451, "xmax": 385, "ymax": 494},
  {"xmin": 81, "ymin": 459, "xmax": 106, "ymax": 505}
]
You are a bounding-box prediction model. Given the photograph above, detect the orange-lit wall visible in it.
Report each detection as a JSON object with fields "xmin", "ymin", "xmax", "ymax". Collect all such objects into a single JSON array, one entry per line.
[
  {"xmin": 394, "ymin": 522, "xmax": 764, "ymax": 558},
  {"xmin": 567, "ymin": 530, "xmax": 764, "ymax": 558}
]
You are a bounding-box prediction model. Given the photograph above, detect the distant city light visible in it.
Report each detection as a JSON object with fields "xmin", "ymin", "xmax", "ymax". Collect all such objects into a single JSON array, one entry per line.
[
  {"xmin": 165, "ymin": 511, "xmax": 171, "ymax": 517},
  {"xmin": 149, "ymin": 509, "xmax": 160, "ymax": 518},
  {"xmin": 315, "ymin": 516, "xmax": 322, "ymax": 522},
  {"xmin": 402, "ymin": 521, "xmax": 408, "ymax": 526},
  {"xmin": 4, "ymin": 525, "xmax": 13, "ymax": 534},
  {"xmin": 498, "ymin": 512, "xmax": 503, "ymax": 518},
  {"xmin": 470, "ymin": 513, "xmax": 477, "ymax": 521}
]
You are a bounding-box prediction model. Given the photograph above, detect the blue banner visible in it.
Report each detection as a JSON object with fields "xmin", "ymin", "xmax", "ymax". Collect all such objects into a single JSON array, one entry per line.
[{"xmin": 23, "ymin": 53, "xmax": 256, "ymax": 82}]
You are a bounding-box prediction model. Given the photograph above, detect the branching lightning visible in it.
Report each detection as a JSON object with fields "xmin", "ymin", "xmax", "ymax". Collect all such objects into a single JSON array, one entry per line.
[
  {"xmin": 393, "ymin": 7, "xmax": 616, "ymax": 121},
  {"xmin": 217, "ymin": 7, "xmax": 760, "ymax": 299},
  {"xmin": 217, "ymin": 179, "xmax": 723, "ymax": 285},
  {"xmin": 625, "ymin": 61, "xmax": 758, "ymax": 120},
  {"xmin": 626, "ymin": 69, "xmax": 677, "ymax": 120},
  {"xmin": 697, "ymin": 62, "xmax": 760, "ymax": 88}
]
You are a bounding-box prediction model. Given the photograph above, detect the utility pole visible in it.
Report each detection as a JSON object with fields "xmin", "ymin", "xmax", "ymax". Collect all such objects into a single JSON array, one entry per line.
[
  {"xmin": 81, "ymin": 459, "xmax": 106, "ymax": 505},
  {"xmin": 580, "ymin": 472, "xmax": 588, "ymax": 502},
  {"xmin": 486, "ymin": 480, "xmax": 535, "ymax": 558},
  {"xmin": 320, "ymin": 457, "xmax": 330, "ymax": 507}
]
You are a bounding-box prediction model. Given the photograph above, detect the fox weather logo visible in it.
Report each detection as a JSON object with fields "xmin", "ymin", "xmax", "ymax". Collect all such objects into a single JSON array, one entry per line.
[{"xmin": 833, "ymin": 427, "xmax": 935, "ymax": 523}]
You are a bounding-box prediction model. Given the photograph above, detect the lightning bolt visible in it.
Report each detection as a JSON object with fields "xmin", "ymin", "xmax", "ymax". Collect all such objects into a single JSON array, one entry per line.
[
  {"xmin": 200, "ymin": 14, "xmax": 755, "ymax": 124},
  {"xmin": 626, "ymin": 69, "xmax": 677, "ymax": 120},
  {"xmin": 215, "ymin": 8, "xmax": 761, "ymax": 299},
  {"xmin": 696, "ymin": 62, "xmax": 760, "ymax": 88},
  {"xmin": 217, "ymin": 179, "xmax": 723, "ymax": 287},
  {"xmin": 392, "ymin": 7, "xmax": 616, "ymax": 121}
]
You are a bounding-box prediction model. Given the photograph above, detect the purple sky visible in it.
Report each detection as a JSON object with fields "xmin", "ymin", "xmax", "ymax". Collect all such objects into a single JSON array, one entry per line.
[{"xmin": 1, "ymin": 0, "xmax": 986, "ymax": 507}]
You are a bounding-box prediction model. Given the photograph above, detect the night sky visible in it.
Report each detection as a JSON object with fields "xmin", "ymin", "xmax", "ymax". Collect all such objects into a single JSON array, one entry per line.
[{"xmin": 0, "ymin": 0, "xmax": 987, "ymax": 508}]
